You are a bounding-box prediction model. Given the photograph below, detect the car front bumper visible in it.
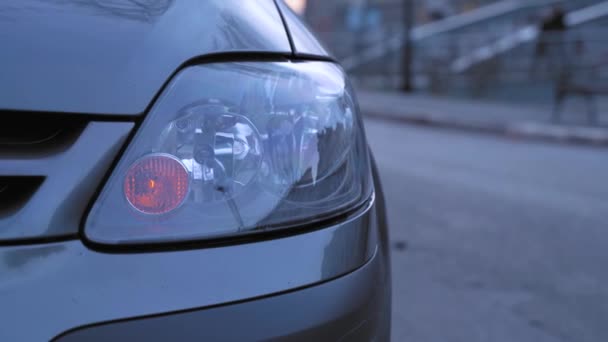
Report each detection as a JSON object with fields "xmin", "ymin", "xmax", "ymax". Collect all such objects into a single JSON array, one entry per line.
[
  {"xmin": 0, "ymin": 196, "xmax": 390, "ymax": 342},
  {"xmin": 55, "ymin": 246, "xmax": 389, "ymax": 342}
]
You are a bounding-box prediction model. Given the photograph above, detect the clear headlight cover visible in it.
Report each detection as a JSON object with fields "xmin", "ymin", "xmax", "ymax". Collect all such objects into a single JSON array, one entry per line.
[{"xmin": 85, "ymin": 61, "xmax": 372, "ymax": 245}]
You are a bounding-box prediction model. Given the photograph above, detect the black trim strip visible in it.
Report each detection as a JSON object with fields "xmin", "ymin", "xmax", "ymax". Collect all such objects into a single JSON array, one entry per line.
[
  {"xmin": 180, "ymin": 51, "xmax": 337, "ymax": 67},
  {"xmin": 0, "ymin": 110, "xmax": 137, "ymax": 122},
  {"xmin": 0, "ymin": 233, "xmax": 78, "ymax": 247},
  {"xmin": 273, "ymin": 0, "xmax": 297, "ymax": 56}
]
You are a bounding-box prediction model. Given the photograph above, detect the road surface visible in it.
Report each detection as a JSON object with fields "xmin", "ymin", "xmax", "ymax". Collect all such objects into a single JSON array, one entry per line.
[{"xmin": 365, "ymin": 119, "xmax": 608, "ymax": 342}]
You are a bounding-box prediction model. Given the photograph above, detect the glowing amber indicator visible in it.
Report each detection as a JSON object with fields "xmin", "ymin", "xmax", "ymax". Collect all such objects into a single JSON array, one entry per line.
[{"xmin": 124, "ymin": 154, "xmax": 190, "ymax": 215}]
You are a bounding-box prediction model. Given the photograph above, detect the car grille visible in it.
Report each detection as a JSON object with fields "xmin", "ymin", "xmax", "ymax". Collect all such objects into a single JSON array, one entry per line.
[
  {"xmin": 0, "ymin": 176, "xmax": 44, "ymax": 219},
  {"xmin": 0, "ymin": 113, "xmax": 133, "ymax": 244}
]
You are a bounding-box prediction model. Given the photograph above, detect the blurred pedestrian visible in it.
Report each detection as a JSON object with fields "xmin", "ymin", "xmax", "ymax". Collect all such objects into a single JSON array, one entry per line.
[
  {"xmin": 542, "ymin": 5, "xmax": 566, "ymax": 32},
  {"xmin": 532, "ymin": 5, "xmax": 568, "ymax": 77},
  {"xmin": 426, "ymin": 0, "xmax": 452, "ymax": 22}
]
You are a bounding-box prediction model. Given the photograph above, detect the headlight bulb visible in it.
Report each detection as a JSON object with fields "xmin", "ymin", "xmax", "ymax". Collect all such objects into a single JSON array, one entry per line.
[{"xmin": 160, "ymin": 103, "xmax": 263, "ymax": 205}]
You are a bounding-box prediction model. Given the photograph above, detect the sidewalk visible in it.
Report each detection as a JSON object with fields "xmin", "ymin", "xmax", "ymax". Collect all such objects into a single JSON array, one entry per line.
[{"xmin": 358, "ymin": 90, "xmax": 608, "ymax": 146}]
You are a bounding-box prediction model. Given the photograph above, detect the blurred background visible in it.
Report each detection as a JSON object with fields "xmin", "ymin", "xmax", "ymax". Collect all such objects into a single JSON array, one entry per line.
[
  {"xmin": 287, "ymin": 1, "xmax": 608, "ymax": 341},
  {"xmin": 289, "ymin": 0, "xmax": 607, "ymax": 110}
]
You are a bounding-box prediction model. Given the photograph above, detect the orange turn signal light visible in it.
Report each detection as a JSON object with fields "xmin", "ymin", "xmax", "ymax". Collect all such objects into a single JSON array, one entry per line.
[{"xmin": 123, "ymin": 154, "xmax": 189, "ymax": 215}]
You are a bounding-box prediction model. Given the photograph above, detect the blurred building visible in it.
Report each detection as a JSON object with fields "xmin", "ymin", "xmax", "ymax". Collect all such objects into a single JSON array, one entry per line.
[
  {"xmin": 299, "ymin": 0, "xmax": 502, "ymax": 35},
  {"xmin": 293, "ymin": 0, "xmax": 608, "ymax": 106}
]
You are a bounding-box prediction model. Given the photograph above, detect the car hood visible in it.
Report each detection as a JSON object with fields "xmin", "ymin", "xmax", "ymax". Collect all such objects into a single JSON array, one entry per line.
[{"xmin": 0, "ymin": 0, "xmax": 291, "ymax": 115}]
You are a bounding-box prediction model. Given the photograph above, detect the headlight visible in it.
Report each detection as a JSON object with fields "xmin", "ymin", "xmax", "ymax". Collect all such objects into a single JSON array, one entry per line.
[{"xmin": 85, "ymin": 61, "xmax": 372, "ymax": 245}]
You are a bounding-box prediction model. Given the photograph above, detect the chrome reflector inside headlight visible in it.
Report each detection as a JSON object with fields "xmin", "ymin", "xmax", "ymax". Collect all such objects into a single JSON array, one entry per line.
[{"xmin": 85, "ymin": 61, "xmax": 372, "ymax": 245}]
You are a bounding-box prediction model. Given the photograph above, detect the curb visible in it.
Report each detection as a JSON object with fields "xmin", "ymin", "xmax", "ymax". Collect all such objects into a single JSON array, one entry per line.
[{"xmin": 364, "ymin": 110, "xmax": 608, "ymax": 147}]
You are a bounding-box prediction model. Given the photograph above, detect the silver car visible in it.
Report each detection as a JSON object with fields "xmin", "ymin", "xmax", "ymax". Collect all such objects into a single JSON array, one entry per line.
[{"xmin": 0, "ymin": 1, "xmax": 391, "ymax": 341}]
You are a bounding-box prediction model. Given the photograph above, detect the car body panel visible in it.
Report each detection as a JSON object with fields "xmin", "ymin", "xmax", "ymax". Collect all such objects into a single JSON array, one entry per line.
[
  {"xmin": 53, "ymin": 247, "xmax": 388, "ymax": 342},
  {"xmin": 0, "ymin": 0, "xmax": 291, "ymax": 115},
  {"xmin": 0, "ymin": 200, "xmax": 377, "ymax": 341}
]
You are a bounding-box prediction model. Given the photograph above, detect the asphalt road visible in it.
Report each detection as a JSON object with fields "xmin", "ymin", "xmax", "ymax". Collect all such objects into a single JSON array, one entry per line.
[{"xmin": 365, "ymin": 120, "xmax": 608, "ymax": 342}]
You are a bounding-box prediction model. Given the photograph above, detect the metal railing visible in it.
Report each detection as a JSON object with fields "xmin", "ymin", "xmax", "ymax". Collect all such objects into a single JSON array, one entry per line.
[
  {"xmin": 351, "ymin": 29, "xmax": 608, "ymax": 103},
  {"xmin": 311, "ymin": 0, "xmax": 608, "ymax": 106},
  {"xmin": 331, "ymin": 0, "xmax": 602, "ymax": 71}
]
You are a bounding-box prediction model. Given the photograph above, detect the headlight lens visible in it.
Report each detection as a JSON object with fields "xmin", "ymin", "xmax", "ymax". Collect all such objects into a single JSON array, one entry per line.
[{"xmin": 85, "ymin": 61, "xmax": 372, "ymax": 245}]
